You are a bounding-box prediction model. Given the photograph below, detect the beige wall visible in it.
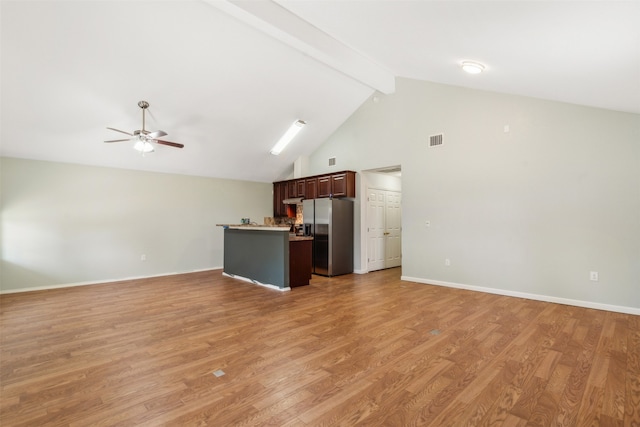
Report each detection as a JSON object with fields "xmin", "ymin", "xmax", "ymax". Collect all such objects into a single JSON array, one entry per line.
[
  {"xmin": 1, "ymin": 158, "xmax": 272, "ymax": 292},
  {"xmin": 3, "ymin": 79, "xmax": 639, "ymax": 313},
  {"xmin": 307, "ymin": 78, "xmax": 640, "ymax": 312}
]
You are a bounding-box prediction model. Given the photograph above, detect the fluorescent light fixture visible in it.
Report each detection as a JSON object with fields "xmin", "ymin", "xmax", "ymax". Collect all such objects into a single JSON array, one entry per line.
[
  {"xmin": 133, "ymin": 138, "xmax": 154, "ymax": 153},
  {"xmin": 461, "ymin": 61, "xmax": 485, "ymax": 74},
  {"xmin": 270, "ymin": 120, "xmax": 306, "ymax": 155}
]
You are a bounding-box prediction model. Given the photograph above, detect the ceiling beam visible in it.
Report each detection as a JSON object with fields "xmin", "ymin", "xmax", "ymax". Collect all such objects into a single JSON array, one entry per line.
[{"xmin": 205, "ymin": 0, "xmax": 396, "ymax": 94}]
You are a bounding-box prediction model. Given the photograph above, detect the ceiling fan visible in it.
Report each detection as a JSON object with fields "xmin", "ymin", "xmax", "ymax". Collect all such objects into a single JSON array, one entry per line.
[{"xmin": 105, "ymin": 101, "xmax": 184, "ymax": 153}]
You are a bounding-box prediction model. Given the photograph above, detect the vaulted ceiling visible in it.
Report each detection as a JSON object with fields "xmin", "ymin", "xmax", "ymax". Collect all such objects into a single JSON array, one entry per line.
[{"xmin": 2, "ymin": 1, "xmax": 638, "ymax": 183}]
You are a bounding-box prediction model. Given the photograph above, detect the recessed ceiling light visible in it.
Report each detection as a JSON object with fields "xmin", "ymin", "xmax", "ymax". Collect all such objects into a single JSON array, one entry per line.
[{"xmin": 461, "ymin": 61, "xmax": 485, "ymax": 74}]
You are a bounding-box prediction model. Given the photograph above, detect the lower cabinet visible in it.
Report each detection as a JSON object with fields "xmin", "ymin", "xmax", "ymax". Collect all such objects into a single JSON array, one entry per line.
[{"xmin": 289, "ymin": 239, "xmax": 312, "ymax": 287}]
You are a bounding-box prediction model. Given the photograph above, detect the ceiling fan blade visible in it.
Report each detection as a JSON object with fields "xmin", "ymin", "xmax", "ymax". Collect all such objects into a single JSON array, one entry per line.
[
  {"xmin": 155, "ymin": 139, "xmax": 184, "ymax": 149},
  {"xmin": 104, "ymin": 138, "xmax": 131, "ymax": 143},
  {"xmin": 106, "ymin": 127, "xmax": 134, "ymax": 136},
  {"xmin": 146, "ymin": 130, "xmax": 167, "ymax": 139}
]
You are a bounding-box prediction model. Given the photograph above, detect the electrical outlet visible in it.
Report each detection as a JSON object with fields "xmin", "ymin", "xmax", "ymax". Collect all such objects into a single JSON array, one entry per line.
[
  {"xmin": 590, "ymin": 271, "xmax": 598, "ymax": 281},
  {"xmin": 141, "ymin": 254, "xmax": 146, "ymax": 261},
  {"xmin": 445, "ymin": 258, "xmax": 451, "ymax": 266}
]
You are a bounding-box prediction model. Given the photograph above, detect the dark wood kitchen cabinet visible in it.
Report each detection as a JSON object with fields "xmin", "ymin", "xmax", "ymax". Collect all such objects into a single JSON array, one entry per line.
[
  {"xmin": 331, "ymin": 172, "xmax": 355, "ymax": 197},
  {"xmin": 273, "ymin": 171, "xmax": 356, "ymax": 216},
  {"xmin": 289, "ymin": 238, "xmax": 312, "ymax": 287},
  {"xmin": 315, "ymin": 171, "xmax": 356, "ymax": 198},
  {"xmin": 305, "ymin": 178, "xmax": 317, "ymax": 199},
  {"xmin": 317, "ymin": 175, "xmax": 332, "ymax": 198},
  {"xmin": 287, "ymin": 181, "xmax": 297, "ymax": 198},
  {"xmin": 273, "ymin": 182, "xmax": 287, "ymax": 217},
  {"xmin": 295, "ymin": 179, "xmax": 306, "ymax": 198}
]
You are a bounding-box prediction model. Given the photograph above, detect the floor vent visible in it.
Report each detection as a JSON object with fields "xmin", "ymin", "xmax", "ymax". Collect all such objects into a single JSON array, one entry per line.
[
  {"xmin": 429, "ymin": 134, "xmax": 443, "ymax": 148},
  {"xmin": 328, "ymin": 157, "xmax": 336, "ymax": 166},
  {"xmin": 213, "ymin": 370, "xmax": 225, "ymax": 377},
  {"xmin": 430, "ymin": 329, "xmax": 441, "ymax": 335}
]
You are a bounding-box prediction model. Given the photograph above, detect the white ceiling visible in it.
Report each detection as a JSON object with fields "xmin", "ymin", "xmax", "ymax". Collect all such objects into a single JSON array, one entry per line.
[{"xmin": 2, "ymin": 1, "xmax": 638, "ymax": 183}]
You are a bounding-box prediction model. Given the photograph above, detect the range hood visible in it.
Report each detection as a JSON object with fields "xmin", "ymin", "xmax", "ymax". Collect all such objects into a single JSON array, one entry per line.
[{"xmin": 282, "ymin": 197, "xmax": 303, "ymax": 204}]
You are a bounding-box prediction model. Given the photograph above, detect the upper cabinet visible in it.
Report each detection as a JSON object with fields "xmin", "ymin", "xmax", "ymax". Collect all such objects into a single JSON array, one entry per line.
[
  {"xmin": 272, "ymin": 181, "xmax": 288, "ymax": 217},
  {"xmin": 317, "ymin": 175, "xmax": 332, "ymax": 198},
  {"xmin": 331, "ymin": 172, "xmax": 355, "ymax": 197},
  {"xmin": 273, "ymin": 171, "xmax": 356, "ymax": 216},
  {"xmin": 287, "ymin": 181, "xmax": 297, "ymax": 199},
  {"xmin": 295, "ymin": 179, "xmax": 306, "ymax": 198},
  {"xmin": 316, "ymin": 171, "xmax": 356, "ymax": 198},
  {"xmin": 305, "ymin": 178, "xmax": 317, "ymax": 200}
]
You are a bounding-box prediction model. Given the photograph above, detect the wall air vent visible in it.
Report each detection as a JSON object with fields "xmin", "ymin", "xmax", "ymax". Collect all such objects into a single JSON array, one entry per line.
[
  {"xmin": 429, "ymin": 133, "xmax": 444, "ymax": 148},
  {"xmin": 328, "ymin": 157, "xmax": 336, "ymax": 166}
]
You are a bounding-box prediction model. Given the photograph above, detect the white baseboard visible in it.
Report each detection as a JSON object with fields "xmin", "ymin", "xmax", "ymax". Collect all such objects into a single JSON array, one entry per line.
[
  {"xmin": 353, "ymin": 269, "xmax": 368, "ymax": 274},
  {"xmin": 222, "ymin": 272, "xmax": 290, "ymax": 291},
  {"xmin": 0, "ymin": 267, "xmax": 223, "ymax": 295},
  {"xmin": 401, "ymin": 275, "xmax": 640, "ymax": 316}
]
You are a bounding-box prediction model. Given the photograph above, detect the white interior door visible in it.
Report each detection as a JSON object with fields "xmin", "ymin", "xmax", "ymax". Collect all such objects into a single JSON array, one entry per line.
[
  {"xmin": 385, "ymin": 191, "xmax": 402, "ymax": 268},
  {"xmin": 367, "ymin": 189, "xmax": 402, "ymax": 271},
  {"xmin": 367, "ymin": 190, "xmax": 386, "ymax": 271}
]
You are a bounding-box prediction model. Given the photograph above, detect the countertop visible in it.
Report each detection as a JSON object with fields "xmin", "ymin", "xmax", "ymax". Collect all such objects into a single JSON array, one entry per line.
[
  {"xmin": 216, "ymin": 224, "xmax": 290, "ymax": 231},
  {"xmin": 216, "ymin": 224, "xmax": 313, "ymax": 240}
]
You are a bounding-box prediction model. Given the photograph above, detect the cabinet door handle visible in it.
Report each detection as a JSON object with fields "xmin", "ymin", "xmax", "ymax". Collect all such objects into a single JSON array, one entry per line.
[{"xmin": 383, "ymin": 232, "xmax": 390, "ymax": 235}]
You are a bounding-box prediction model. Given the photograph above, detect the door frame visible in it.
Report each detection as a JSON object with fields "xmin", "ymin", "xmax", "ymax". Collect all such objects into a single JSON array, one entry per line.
[{"xmin": 359, "ymin": 168, "xmax": 402, "ymax": 273}]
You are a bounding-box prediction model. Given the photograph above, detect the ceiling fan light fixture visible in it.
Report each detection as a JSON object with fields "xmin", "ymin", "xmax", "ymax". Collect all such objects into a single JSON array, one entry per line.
[
  {"xmin": 105, "ymin": 100, "xmax": 184, "ymax": 153},
  {"xmin": 461, "ymin": 61, "xmax": 485, "ymax": 74},
  {"xmin": 133, "ymin": 139, "xmax": 154, "ymax": 153},
  {"xmin": 270, "ymin": 119, "xmax": 306, "ymax": 155}
]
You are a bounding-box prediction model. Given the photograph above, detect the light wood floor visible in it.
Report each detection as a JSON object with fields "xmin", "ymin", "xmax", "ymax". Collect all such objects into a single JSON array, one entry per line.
[{"xmin": 1, "ymin": 268, "xmax": 639, "ymax": 426}]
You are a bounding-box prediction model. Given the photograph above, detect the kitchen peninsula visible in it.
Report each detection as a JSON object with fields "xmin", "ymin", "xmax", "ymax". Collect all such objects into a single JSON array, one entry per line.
[{"xmin": 217, "ymin": 224, "xmax": 313, "ymax": 290}]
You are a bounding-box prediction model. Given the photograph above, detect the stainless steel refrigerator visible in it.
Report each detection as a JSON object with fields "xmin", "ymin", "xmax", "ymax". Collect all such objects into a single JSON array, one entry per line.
[{"xmin": 302, "ymin": 198, "xmax": 354, "ymax": 277}]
